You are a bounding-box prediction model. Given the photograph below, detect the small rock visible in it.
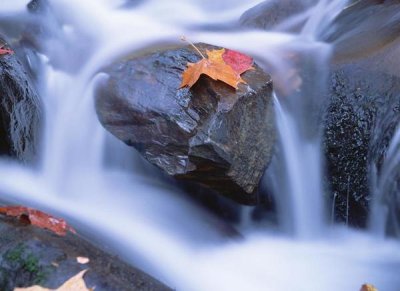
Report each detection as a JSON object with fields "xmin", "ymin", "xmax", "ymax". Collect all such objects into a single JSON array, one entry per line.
[{"xmin": 95, "ymin": 43, "xmax": 275, "ymax": 205}]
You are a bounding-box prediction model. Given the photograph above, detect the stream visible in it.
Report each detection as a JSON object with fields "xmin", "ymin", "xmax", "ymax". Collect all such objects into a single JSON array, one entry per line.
[{"xmin": 1, "ymin": 0, "xmax": 400, "ymax": 290}]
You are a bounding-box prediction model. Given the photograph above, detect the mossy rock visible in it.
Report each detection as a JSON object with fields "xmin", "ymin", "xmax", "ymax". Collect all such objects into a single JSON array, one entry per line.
[{"xmin": 0, "ymin": 216, "xmax": 171, "ymax": 291}]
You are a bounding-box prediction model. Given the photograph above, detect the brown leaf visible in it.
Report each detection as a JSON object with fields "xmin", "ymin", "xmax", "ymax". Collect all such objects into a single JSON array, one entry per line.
[
  {"xmin": 360, "ymin": 284, "xmax": 378, "ymax": 291},
  {"xmin": 0, "ymin": 206, "xmax": 76, "ymax": 236},
  {"xmin": 14, "ymin": 269, "xmax": 93, "ymax": 291},
  {"xmin": 180, "ymin": 48, "xmax": 246, "ymax": 89}
]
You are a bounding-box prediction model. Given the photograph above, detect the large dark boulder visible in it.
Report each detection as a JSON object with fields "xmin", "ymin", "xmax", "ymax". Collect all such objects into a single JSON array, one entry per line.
[
  {"xmin": 95, "ymin": 43, "xmax": 275, "ymax": 205},
  {"xmin": 323, "ymin": 0, "xmax": 400, "ymax": 228},
  {"xmin": 324, "ymin": 40, "xmax": 400, "ymax": 227},
  {"xmin": 0, "ymin": 215, "xmax": 170, "ymax": 291},
  {"xmin": 0, "ymin": 39, "xmax": 41, "ymax": 162}
]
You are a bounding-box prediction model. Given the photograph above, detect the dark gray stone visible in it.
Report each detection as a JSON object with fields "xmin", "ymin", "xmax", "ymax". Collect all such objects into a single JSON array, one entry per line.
[
  {"xmin": 95, "ymin": 43, "xmax": 275, "ymax": 205},
  {"xmin": 0, "ymin": 38, "xmax": 42, "ymax": 162},
  {"xmin": 0, "ymin": 215, "xmax": 171, "ymax": 291},
  {"xmin": 324, "ymin": 38, "xmax": 400, "ymax": 227},
  {"xmin": 239, "ymin": 0, "xmax": 309, "ymax": 31},
  {"xmin": 322, "ymin": 0, "xmax": 400, "ymax": 63}
]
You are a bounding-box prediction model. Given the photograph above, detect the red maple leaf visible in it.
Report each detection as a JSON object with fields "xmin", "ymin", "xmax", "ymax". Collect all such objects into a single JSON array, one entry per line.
[
  {"xmin": 222, "ymin": 49, "xmax": 254, "ymax": 75},
  {"xmin": 0, "ymin": 206, "xmax": 76, "ymax": 236}
]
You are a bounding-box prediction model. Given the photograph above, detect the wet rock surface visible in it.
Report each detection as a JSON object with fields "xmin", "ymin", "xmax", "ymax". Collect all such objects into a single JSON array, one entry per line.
[
  {"xmin": 0, "ymin": 215, "xmax": 171, "ymax": 291},
  {"xmin": 322, "ymin": 0, "xmax": 400, "ymax": 62},
  {"xmin": 239, "ymin": 0, "xmax": 309, "ymax": 31},
  {"xmin": 0, "ymin": 38, "xmax": 41, "ymax": 162},
  {"xmin": 324, "ymin": 38, "xmax": 400, "ymax": 227},
  {"xmin": 95, "ymin": 43, "xmax": 275, "ymax": 205}
]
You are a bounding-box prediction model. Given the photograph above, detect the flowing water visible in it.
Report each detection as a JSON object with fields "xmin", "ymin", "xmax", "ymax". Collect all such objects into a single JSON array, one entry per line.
[{"xmin": 1, "ymin": 0, "xmax": 400, "ymax": 290}]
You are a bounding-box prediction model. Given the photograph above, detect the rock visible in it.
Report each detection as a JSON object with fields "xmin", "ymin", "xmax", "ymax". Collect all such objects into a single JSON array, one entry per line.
[
  {"xmin": 0, "ymin": 215, "xmax": 171, "ymax": 291},
  {"xmin": 322, "ymin": 0, "xmax": 400, "ymax": 63},
  {"xmin": 27, "ymin": 0, "xmax": 49, "ymax": 13},
  {"xmin": 324, "ymin": 37, "xmax": 400, "ymax": 227},
  {"xmin": 239, "ymin": 0, "xmax": 310, "ymax": 31},
  {"xmin": 0, "ymin": 38, "xmax": 42, "ymax": 162},
  {"xmin": 95, "ymin": 43, "xmax": 275, "ymax": 205}
]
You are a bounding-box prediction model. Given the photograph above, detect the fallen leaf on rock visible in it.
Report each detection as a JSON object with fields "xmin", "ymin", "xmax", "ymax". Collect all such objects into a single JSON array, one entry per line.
[
  {"xmin": 222, "ymin": 49, "xmax": 254, "ymax": 75},
  {"xmin": 0, "ymin": 206, "xmax": 76, "ymax": 236},
  {"xmin": 360, "ymin": 283, "xmax": 378, "ymax": 291},
  {"xmin": 180, "ymin": 48, "xmax": 245, "ymax": 89},
  {"xmin": 77, "ymin": 256, "xmax": 90, "ymax": 264},
  {"xmin": 14, "ymin": 269, "xmax": 93, "ymax": 291}
]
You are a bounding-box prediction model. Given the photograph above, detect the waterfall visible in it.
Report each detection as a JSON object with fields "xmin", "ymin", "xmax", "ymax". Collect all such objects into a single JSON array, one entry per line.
[
  {"xmin": 370, "ymin": 125, "xmax": 400, "ymax": 237},
  {"xmin": 0, "ymin": 0, "xmax": 399, "ymax": 290}
]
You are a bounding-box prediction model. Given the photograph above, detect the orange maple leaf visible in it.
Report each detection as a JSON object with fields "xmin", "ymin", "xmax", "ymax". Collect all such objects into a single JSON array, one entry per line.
[
  {"xmin": 0, "ymin": 206, "xmax": 76, "ymax": 236},
  {"xmin": 180, "ymin": 48, "xmax": 246, "ymax": 89}
]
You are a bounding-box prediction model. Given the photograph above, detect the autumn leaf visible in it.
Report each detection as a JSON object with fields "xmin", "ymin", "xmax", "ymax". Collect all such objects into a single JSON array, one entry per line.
[
  {"xmin": 0, "ymin": 206, "xmax": 76, "ymax": 236},
  {"xmin": 222, "ymin": 49, "xmax": 254, "ymax": 75},
  {"xmin": 360, "ymin": 284, "xmax": 378, "ymax": 291},
  {"xmin": 14, "ymin": 269, "xmax": 93, "ymax": 291},
  {"xmin": 180, "ymin": 48, "xmax": 246, "ymax": 89}
]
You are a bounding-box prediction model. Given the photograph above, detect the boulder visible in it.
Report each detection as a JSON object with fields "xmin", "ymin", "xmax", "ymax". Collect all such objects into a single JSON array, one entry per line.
[
  {"xmin": 323, "ymin": 0, "xmax": 400, "ymax": 228},
  {"xmin": 322, "ymin": 0, "xmax": 400, "ymax": 63},
  {"xmin": 0, "ymin": 215, "xmax": 171, "ymax": 291},
  {"xmin": 0, "ymin": 38, "xmax": 42, "ymax": 162},
  {"xmin": 324, "ymin": 39, "xmax": 400, "ymax": 227},
  {"xmin": 239, "ymin": 0, "xmax": 309, "ymax": 31},
  {"xmin": 95, "ymin": 43, "xmax": 275, "ymax": 205}
]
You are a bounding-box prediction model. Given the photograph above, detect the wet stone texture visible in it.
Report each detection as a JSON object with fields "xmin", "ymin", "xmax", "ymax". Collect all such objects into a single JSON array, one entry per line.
[
  {"xmin": 0, "ymin": 38, "xmax": 42, "ymax": 162},
  {"xmin": 324, "ymin": 0, "xmax": 400, "ymax": 229},
  {"xmin": 324, "ymin": 42, "xmax": 400, "ymax": 228},
  {"xmin": 239, "ymin": 0, "xmax": 309, "ymax": 31},
  {"xmin": 0, "ymin": 216, "xmax": 171, "ymax": 291},
  {"xmin": 95, "ymin": 43, "xmax": 275, "ymax": 205},
  {"xmin": 322, "ymin": 0, "xmax": 400, "ymax": 63}
]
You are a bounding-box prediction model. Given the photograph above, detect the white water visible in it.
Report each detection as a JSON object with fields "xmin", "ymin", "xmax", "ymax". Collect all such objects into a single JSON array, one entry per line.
[
  {"xmin": 370, "ymin": 126, "xmax": 400, "ymax": 238},
  {"xmin": 1, "ymin": 0, "xmax": 400, "ymax": 290}
]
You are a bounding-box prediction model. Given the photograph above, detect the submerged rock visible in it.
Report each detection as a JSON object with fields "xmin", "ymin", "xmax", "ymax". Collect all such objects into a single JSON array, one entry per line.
[
  {"xmin": 0, "ymin": 38, "xmax": 41, "ymax": 162},
  {"xmin": 0, "ymin": 215, "xmax": 170, "ymax": 291},
  {"xmin": 95, "ymin": 43, "xmax": 275, "ymax": 205}
]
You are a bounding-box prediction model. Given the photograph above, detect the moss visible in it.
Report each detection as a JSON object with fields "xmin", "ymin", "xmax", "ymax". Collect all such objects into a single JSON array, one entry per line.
[
  {"xmin": 4, "ymin": 244, "xmax": 25, "ymax": 263},
  {"xmin": 0, "ymin": 243, "xmax": 48, "ymax": 287}
]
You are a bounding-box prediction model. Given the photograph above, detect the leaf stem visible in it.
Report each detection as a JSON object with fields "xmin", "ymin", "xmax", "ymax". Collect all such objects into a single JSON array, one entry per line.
[{"xmin": 181, "ymin": 35, "xmax": 206, "ymax": 59}]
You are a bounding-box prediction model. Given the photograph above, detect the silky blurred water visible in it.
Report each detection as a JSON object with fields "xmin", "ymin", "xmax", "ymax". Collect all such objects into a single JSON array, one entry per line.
[{"xmin": 0, "ymin": 0, "xmax": 399, "ymax": 290}]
